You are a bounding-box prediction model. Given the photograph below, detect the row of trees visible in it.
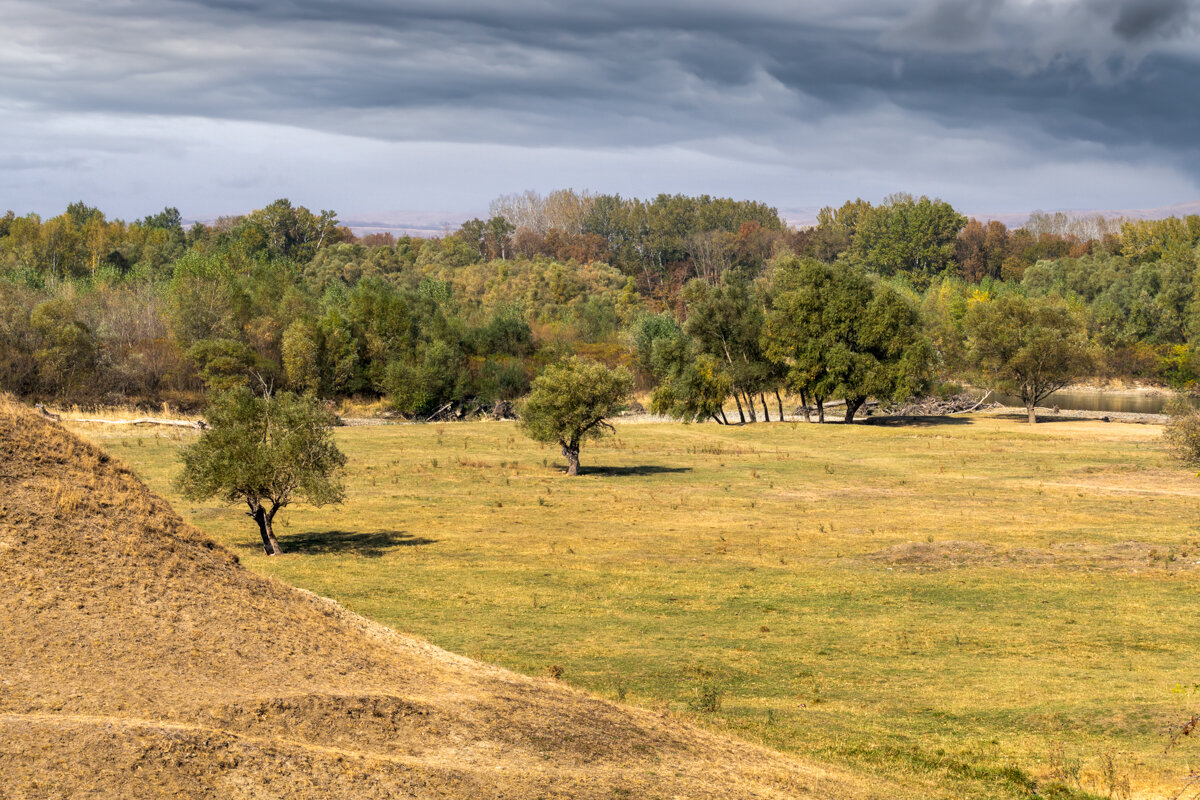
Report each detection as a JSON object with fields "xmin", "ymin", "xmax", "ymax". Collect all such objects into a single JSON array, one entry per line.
[
  {"xmin": 3, "ymin": 194, "xmax": 1200, "ymax": 414},
  {"xmin": 634, "ymin": 257, "xmax": 1090, "ymax": 426}
]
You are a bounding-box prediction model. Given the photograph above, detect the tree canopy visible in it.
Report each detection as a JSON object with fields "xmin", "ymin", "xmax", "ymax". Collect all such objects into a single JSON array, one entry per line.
[
  {"xmin": 765, "ymin": 257, "xmax": 932, "ymax": 422},
  {"xmin": 176, "ymin": 388, "xmax": 347, "ymax": 554},
  {"xmin": 965, "ymin": 293, "xmax": 1092, "ymax": 423},
  {"xmin": 520, "ymin": 357, "xmax": 632, "ymax": 475}
]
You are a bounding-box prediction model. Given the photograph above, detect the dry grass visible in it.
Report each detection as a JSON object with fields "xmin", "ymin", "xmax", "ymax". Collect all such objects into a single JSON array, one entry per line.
[
  {"xmin": 72, "ymin": 411, "xmax": 1200, "ymax": 799},
  {"xmin": 0, "ymin": 394, "xmax": 874, "ymax": 799}
]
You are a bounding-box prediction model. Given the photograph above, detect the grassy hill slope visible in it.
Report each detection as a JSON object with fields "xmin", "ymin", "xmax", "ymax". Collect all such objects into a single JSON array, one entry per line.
[{"xmin": 0, "ymin": 395, "xmax": 874, "ymax": 799}]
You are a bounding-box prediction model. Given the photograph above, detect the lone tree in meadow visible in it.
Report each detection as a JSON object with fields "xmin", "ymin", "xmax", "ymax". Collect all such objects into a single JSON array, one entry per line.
[
  {"xmin": 520, "ymin": 357, "xmax": 633, "ymax": 475},
  {"xmin": 964, "ymin": 293, "xmax": 1092, "ymax": 424},
  {"xmin": 177, "ymin": 387, "xmax": 347, "ymax": 555}
]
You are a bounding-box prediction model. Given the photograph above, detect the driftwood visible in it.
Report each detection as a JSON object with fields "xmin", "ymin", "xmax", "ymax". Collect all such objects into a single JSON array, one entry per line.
[
  {"xmin": 34, "ymin": 404, "xmax": 61, "ymax": 421},
  {"xmin": 67, "ymin": 415, "xmax": 206, "ymax": 429},
  {"xmin": 881, "ymin": 392, "xmax": 998, "ymax": 417},
  {"xmin": 424, "ymin": 402, "xmax": 455, "ymax": 422},
  {"xmin": 491, "ymin": 400, "xmax": 518, "ymax": 420}
]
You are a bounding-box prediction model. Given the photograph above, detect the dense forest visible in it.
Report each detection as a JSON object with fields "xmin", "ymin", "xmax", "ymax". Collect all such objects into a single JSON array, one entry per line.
[{"xmin": 2, "ymin": 191, "xmax": 1198, "ymax": 415}]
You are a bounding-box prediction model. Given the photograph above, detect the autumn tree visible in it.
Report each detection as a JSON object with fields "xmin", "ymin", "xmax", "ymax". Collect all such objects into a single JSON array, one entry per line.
[
  {"xmin": 520, "ymin": 357, "xmax": 632, "ymax": 475},
  {"xmin": 681, "ymin": 275, "xmax": 778, "ymax": 422},
  {"xmin": 177, "ymin": 388, "xmax": 346, "ymax": 555}
]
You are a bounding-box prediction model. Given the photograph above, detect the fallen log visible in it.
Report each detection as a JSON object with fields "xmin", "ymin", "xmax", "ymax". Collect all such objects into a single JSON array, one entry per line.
[{"xmin": 66, "ymin": 416, "xmax": 207, "ymax": 429}]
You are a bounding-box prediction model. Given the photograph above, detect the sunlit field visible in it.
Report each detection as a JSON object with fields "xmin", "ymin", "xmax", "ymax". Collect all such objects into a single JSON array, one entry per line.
[{"xmin": 73, "ymin": 414, "xmax": 1200, "ymax": 800}]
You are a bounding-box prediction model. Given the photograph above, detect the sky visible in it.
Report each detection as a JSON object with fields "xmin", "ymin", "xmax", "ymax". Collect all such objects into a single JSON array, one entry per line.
[{"xmin": 2, "ymin": 0, "xmax": 1198, "ymax": 225}]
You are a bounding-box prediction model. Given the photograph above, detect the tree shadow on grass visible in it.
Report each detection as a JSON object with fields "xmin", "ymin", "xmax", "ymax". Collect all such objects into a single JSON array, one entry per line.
[
  {"xmin": 860, "ymin": 415, "xmax": 973, "ymax": 427},
  {"xmin": 272, "ymin": 530, "xmax": 436, "ymax": 557},
  {"xmin": 579, "ymin": 465, "xmax": 693, "ymax": 476},
  {"xmin": 990, "ymin": 413, "xmax": 1106, "ymax": 424}
]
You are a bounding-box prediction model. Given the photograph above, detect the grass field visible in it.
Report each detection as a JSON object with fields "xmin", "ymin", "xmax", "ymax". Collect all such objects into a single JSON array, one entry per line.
[{"xmin": 72, "ymin": 413, "xmax": 1200, "ymax": 799}]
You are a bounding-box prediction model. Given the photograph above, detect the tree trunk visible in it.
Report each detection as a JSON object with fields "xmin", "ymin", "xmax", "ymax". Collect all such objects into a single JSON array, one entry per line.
[
  {"xmin": 775, "ymin": 390, "xmax": 784, "ymax": 421},
  {"xmin": 744, "ymin": 391, "xmax": 757, "ymax": 423},
  {"xmin": 250, "ymin": 503, "xmax": 284, "ymax": 556},
  {"xmin": 760, "ymin": 393, "xmax": 770, "ymax": 422},
  {"xmin": 263, "ymin": 505, "xmax": 284, "ymax": 555},
  {"xmin": 719, "ymin": 408, "xmax": 730, "ymax": 425},
  {"xmin": 562, "ymin": 441, "xmax": 581, "ymax": 475},
  {"xmin": 733, "ymin": 393, "xmax": 746, "ymax": 424},
  {"xmin": 1027, "ymin": 403, "xmax": 1038, "ymax": 424},
  {"xmin": 816, "ymin": 398, "xmax": 825, "ymax": 424},
  {"xmin": 800, "ymin": 389, "xmax": 811, "ymax": 423},
  {"xmin": 844, "ymin": 397, "xmax": 865, "ymax": 424}
]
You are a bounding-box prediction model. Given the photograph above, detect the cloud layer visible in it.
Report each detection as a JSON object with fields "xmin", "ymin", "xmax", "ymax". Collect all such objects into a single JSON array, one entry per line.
[{"xmin": 1, "ymin": 0, "xmax": 1196, "ymax": 219}]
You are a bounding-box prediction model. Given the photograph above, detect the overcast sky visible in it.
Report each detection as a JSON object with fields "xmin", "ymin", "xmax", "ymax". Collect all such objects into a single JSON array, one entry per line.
[{"xmin": 2, "ymin": 0, "xmax": 1197, "ymax": 223}]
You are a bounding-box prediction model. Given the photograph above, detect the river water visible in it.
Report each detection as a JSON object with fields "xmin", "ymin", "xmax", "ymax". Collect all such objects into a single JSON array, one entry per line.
[{"xmin": 979, "ymin": 389, "xmax": 1184, "ymax": 415}]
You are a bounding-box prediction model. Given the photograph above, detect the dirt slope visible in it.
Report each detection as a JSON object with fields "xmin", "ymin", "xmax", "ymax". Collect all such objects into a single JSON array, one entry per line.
[{"xmin": 0, "ymin": 396, "xmax": 873, "ymax": 799}]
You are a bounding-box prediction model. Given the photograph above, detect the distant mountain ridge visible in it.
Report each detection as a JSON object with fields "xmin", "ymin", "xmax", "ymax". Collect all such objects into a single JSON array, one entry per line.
[{"xmin": 780, "ymin": 200, "xmax": 1200, "ymax": 231}]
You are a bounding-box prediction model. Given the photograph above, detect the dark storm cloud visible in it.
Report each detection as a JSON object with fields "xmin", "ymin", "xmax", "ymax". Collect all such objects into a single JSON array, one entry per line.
[
  {"xmin": 1111, "ymin": 0, "xmax": 1192, "ymax": 41},
  {"xmin": 1, "ymin": 0, "xmax": 1198, "ymax": 181}
]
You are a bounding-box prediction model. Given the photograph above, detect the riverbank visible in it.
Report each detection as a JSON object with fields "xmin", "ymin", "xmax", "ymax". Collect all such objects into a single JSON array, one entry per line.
[{"xmin": 981, "ymin": 405, "xmax": 1169, "ymax": 425}]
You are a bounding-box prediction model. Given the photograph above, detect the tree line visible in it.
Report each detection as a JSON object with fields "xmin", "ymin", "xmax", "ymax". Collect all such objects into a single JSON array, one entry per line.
[{"xmin": 2, "ymin": 193, "xmax": 1199, "ymax": 416}]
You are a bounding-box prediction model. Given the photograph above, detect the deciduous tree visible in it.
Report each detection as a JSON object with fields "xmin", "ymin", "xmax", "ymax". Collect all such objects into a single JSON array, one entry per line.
[
  {"xmin": 520, "ymin": 357, "xmax": 632, "ymax": 475},
  {"xmin": 177, "ymin": 388, "xmax": 346, "ymax": 555},
  {"xmin": 964, "ymin": 294, "xmax": 1092, "ymax": 423}
]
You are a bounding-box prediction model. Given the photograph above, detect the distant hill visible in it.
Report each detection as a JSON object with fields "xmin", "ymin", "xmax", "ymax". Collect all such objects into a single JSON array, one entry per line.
[
  {"xmin": 188, "ymin": 200, "xmax": 1199, "ymax": 238},
  {"xmin": 970, "ymin": 200, "xmax": 1200, "ymax": 229},
  {"xmin": 780, "ymin": 200, "xmax": 1200, "ymax": 231},
  {"xmin": 0, "ymin": 396, "xmax": 874, "ymax": 799},
  {"xmin": 338, "ymin": 210, "xmax": 478, "ymax": 238}
]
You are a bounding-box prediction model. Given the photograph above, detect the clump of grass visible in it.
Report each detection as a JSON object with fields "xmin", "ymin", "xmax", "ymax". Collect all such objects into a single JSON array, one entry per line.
[{"xmin": 688, "ymin": 682, "xmax": 724, "ymax": 714}]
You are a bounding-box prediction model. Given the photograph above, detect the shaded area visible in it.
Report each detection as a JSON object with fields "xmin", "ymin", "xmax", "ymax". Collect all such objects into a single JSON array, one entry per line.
[
  {"xmin": 270, "ymin": 530, "xmax": 435, "ymax": 557},
  {"xmin": 990, "ymin": 413, "xmax": 1101, "ymax": 425},
  {"xmin": 578, "ymin": 465, "xmax": 693, "ymax": 477},
  {"xmin": 860, "ymin": 415, "xmax": 972, "ymax": 427}
]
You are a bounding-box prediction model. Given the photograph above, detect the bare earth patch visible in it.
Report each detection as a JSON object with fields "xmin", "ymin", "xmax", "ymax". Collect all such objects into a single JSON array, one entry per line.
[{"xmin": 864, "ymin": 539, "xmax": 1200, "ymax": 571}]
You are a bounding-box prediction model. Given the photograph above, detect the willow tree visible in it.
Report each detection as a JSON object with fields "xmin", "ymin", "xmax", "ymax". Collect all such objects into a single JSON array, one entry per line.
[
  {"xmin": 520, "ymin": 357, "xmax": 632, "ymax": 475},
  {"xmin": 177, "ymin": 388, "xmax": 346, "ymax": 555}
]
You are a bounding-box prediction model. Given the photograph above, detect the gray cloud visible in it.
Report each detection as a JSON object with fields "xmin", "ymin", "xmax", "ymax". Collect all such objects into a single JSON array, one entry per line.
[
  {"xmin": 1111, "ymin": 0, "xmax": 1192, "ymax": 41},
  {"xmin": 0, "ymin": 0, "xmax": 1196, "ymax": 217}
]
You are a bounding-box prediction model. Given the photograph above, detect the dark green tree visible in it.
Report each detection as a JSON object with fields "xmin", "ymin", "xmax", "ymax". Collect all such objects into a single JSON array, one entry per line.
[
  {"xmin": 765, "ymin": 258, "xmax": 932, "ymax": 422},
  {"xmin": 520, "ymin": 357, "xmax": 632, "ymax": 475},
  {"xmin": 177, "ymin": 388, "xmax": 346, "ymax": 555},
  {"xmin": 850, "ymin": 193, "xmax": 966, "ymax": 282}
]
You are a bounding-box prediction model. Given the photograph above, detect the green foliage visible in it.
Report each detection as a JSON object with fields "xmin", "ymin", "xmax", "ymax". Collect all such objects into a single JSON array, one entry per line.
[
  {"xmin": 520, "ymin": 357, "xmax": 632, "ymax": 473},
  {"xmin": 965, "ymin": 293, "xmax": 1092, "ymax": 421},
  {"xmin": 849, "ymin": 193, "xmax": 967, "ymax": 281},
  {"xmin": 4, "ymin": 195, "xmax": 1200, "ymax": 408},
  {"xmin": 765, "ymin": 258, "xmax": 932, "ymax": 420},
  {"xmin": 630, "ymin": 312, "xmax": 680, "ymax": 380},
  {"xmin": 679, "ymin": 274, "xmax": 777, "ymax": 420},
  {"xmin": 187, "ymin": 338, "xmax": 261, "ymax": 392},
  {"xmin": 176, "ymin": 388, "xmax": 346, "ymax": 553},
  {"xmin": 650, "ymin": 348, "xmax": 733, "ymax": 423},
  {"xmin": 29, "ymin": 297, "xmax": 97, "ymax": 398}
]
